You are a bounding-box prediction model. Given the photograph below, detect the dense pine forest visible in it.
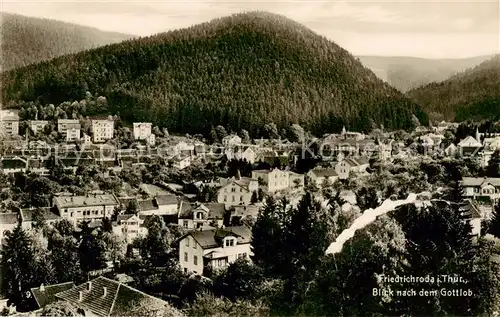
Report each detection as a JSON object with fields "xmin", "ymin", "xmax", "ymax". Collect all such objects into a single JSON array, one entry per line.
[
  {"xmin": 0, "ymin": 13, "xmax": 133, "ymax": 71},
  {"xmin": 407, "ymin": 55, "xmax": 500, "ymax": 122},
  {"xmin": 1, "ymin": 11, "xmax": 428, "ymax": 136}
]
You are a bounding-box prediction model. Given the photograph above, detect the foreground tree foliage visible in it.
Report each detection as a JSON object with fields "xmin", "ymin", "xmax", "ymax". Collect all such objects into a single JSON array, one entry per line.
[
  {"xmin": 185, "ymin": 292, "xmax": 269, "ymax": 317},
  {"xmin": 1, "ymin": 12, "xmax": 427, "ymax": 136}
]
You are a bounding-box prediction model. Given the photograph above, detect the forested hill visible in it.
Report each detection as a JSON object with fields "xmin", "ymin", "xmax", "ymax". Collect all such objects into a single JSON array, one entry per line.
[
  {"xmin": 1, "ymin": 11, "xmax": 428, "ymax": 136},
  {"xmin": 407, "ymin": 55, "xmax": 500, "ymax": 122},
  {"xmin": 358, "ymin": 55, "xmax": 491, "ymax": 92},
  {"xmin": 0, "ymin": 13, "xmax": 133, "ymax": 71}
]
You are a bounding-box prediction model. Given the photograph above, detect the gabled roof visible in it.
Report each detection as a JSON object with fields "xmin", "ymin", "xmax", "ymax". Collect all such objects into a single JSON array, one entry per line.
[
  {"xmin": 55, "ymin": 276, "xmax": 170, "ymax": 317},
  {"xmin": 462, "ymin": 200, "xmax": 482, "ymax": 219},
  {"xmin": 309, "ymin": 168, "xmax": 338, "ymax": 178},
  {"xmin": 458, "ymin": 136, "xmax": 482, "ymax": 147},
  {"xmin": 155, "ymin": 194, "xmax": 178, "ymax": 206},
  {"xmin": 31, "ymin": 282, "xmax": 75, "ymax": 309},
  {"xmin": 138, "ymin": 199, "xmax": 158, "ymax": 212},
  {"xmin": 461, "ymin": 177, "xmax": 500, "ymax": 187},
  {"xmin": 184, "ymin": 226, "xmax": 252, "ymax": 249},
  {"xmin": 178, "ymin": 202, "xmax": 225, "ymax": 220},
  {"xmin": 54, "ymin": 194, "xmax": 119, "ymax": 208}
]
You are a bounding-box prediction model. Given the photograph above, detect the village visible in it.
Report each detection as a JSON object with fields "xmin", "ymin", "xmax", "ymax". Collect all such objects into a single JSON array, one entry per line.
[{"xmin": 0, "ymin": 106, "xmax": 500, "ymax": 316}]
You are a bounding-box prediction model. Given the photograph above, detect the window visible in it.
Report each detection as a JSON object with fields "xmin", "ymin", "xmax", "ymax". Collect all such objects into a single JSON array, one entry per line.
[
  {"xmin": 225, "ymin": 239, "xmax": 235, "ymax": 247},
  {"xmin": 224, "ymin": 195, "xmax": 227, "ymax": 202},
  {"xmin": 183, "ymin": 220, "xmax": 189, "ymax": 228},
  {"xmin": 196, "ymin": 212, "xmax": 204, "ymax": 219},
  {"xmin": 231, "ymin": 187, "xmax": 236, "ymax": 192},
  {"xmin": 184, "ymin": 252, "xmax": 188, "ymax": 262},
  {"xmin": 232, "ymin": 196, "xmax": 235, "ymax": 202},
  {"xmin": 185, "ymin": 238, "xmax": 190, "ymax": 247},
  {"xmin": 240, "ymin": 187, "xmax": 243, "ymax": 192},
  {"xmin": 194, "ymin": 255, "xmax": 198, "ymax": 265},
  {"xmin": 197, "ymin": 222, "xmax": 202, "ymax": 229},
  {"xmin": 240, "ymin": 196, "xmax": 243, "ymax": 202}
]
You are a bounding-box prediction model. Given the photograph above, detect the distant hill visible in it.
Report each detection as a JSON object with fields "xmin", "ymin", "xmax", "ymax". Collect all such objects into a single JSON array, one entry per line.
[
  {"xmin": 358, "ymin": 55, "xmax": 493, "ymax": 92},
  {"xmin": 1, "ymin": 11, "xmax": 428, "ymax": 136},
  {"xmin": 406, "ymin": 55, "xmax": 500, "ymax": 121},
  {"xmin": 0, "ymin": 12, "xmax": 134, "ymax": 71}
]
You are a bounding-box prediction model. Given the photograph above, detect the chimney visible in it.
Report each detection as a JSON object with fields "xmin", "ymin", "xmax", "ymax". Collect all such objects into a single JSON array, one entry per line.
[
  {"xmin": 87, "ymin": 281, "xmax": 92, "ymax": 291},
  {"xmin": 39, "ymin": 284, "xmax": 45, "ymax": 292},
  {"xmin": 79, "ymin": 291, "xmax": 84, "ymax": 302},
  {"xmin": 102, "ymin": 287, "xmax": 107, "ymax": 298}
]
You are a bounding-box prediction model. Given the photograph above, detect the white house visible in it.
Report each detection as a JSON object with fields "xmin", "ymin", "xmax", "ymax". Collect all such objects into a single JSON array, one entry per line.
[
  {"xmin": 178, "ymin": 226, "xmax": 252, "ymax": 275},
  {"xmin": 178, "ymin": 202, "xmax": 225, "ymax": 230},
  {"xmin": 457, "ymin": 131, "xmax": 482, "ymax": 156},
  {"xmin": 53, "ymin": 194, "xmax": 119, "ymax": 226},
  {"xmin": 222, "ymin": 135, "xmax": 242, "ymax": 147},
  {"xmin": 29, "ymin": 120, "xmax": 49, "ymax": 135},
  {"xmin": 172, "ymin": 155, "xmax": 191, "ymax": 170},
  {"xmin": 307, "ymin": 168, "xmax": 339, "ymax": 187},
  {"xmin": 462, "ymin": 199, "xmax": 483, "ymax": 236},
  {"xmin": 444, "ymin": 144, "xmax": 458, "ymax": 157},
  {"xmin": 217, "ymin": 176, "xmax": 259, "ymax": 207},
  {"xmin": 0, "ymin": 110, "xmax": 19, "ymax": 136},
  {"xmin": 133, "ymin": 122, "xmax": 152, "ymax": 140},
  {"xmin": 113, "ymin": 214, "xmax": 148, "ymax": 244},
  {"xmin": 235, "ymin": 147, "xmax": 256, "ymax": 164},
  {"xmin": 57, "ymin": 119, "xmax": 81, "ymax": 142},
  {"xmin": 335, "ymin": 157, "xmax": 370, "ymax": 180},
  {"xmin": 91, "ymin": 119, "xmax": 114, "ymax": 143},
  {"xmin": 251, "ymin": 168, "xmax": 289, "ymax": 193}
]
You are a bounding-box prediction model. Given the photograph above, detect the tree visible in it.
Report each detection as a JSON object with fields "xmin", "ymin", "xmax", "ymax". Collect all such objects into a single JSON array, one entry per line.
[
  {"xmin": 263, "ymin": 123, "xmax": 279, "ymax": 140},
  {"xmin": 486, "ymin": 149, "xmax": 500, "ymax": 177},
  {"xmin": 1, "ymin": 224, "xmax": 37, "ymax": 310},
  {"xmin": 356, "ymin": 187, "xmax": 379, "ymax": 212},
  {"xmin": 125, "ymin": 201, "xmax": 139, "ymax": 215},
  {"xmin": 40, "ymin": 300, "xmax": 83, "ymax": 317},
  {"xmin": 140, "ymin": 216, "xmax": 173, "ymax": 267},
  {"xmin": 213, "ymin": 258, "xmax": 264, "ymax": 301},
  {"xmin": 185, "ymin": 292, "xmax": 269, "ymax": 317},
  {"xmin": 78, "ymin": 230, "xmax": 107, "ymax": 274},
  {"xmin": 102, "ymin": 217, "xmax": 113, "ymax": 233},
  {"xmin": 215, "ymin": 125, "xmax": 228, "ymax": 141},
  {"xmin": 289, "ymin": 124, "xmax": 304, "ymax": 142},
  {"xmin": 240, "ymin": 129, "xmax": 250, "ymax": 142},
  {"xmin": 488, "ymin": 200, "xmax": 500, "ymax": 238}
]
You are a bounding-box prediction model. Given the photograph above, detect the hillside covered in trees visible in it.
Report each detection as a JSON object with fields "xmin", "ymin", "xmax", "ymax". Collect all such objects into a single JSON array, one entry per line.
[
  {"xmin": 1, "ymin": 11, "xmax": 428, "ymax": 136},
  {"xmin": 358, "ymin": 55, "xmax": 491, "ymax": 92},
  {"xmin": 0, "ymin": 13, "xmax": 133, "ymax": 71},
  {"xmin": 407, "ymin": 55, "xmax": 500, "ymax": 122}
]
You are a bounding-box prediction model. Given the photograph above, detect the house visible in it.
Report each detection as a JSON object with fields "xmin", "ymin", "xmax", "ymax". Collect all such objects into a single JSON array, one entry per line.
[
  {"xmin": 457, "ymin": 130, "xmax": 482, "ymax": 156},
  {"xmin": 0, "ymin": 213, "xmax": 19, "ymax": 249},
  {"xmin": 307, "ymin": 168, "xmax": 339, "ymax": 187},
  {"xmin": 251, "ymin": 168, "xmax": 289, "ymax": 193},
  {"xmin": 30, "ymin": 282, "xmax": 75, "ymax": 310},
  {"xmin": 153, "ymin": 194, "xmax": 179, "ymax": 216},
  {"xmin": 53, "ymin": 194, "xmax": 120, "ymax": 226},
  {"xmin": 0, "ymin": 156, "xmax": 27, "ymax": 174},
  {"xmin": 29, "ymin": 120, "xmax": 49, "ymax": 135},
  {"xmin": 335, "ymin": 157, "xmax": 370, "ymax": 180},
  {"xmin": 178, "ymin": 226, "xmax": 252, "ymax": 275},
  {"xmin": 20, "ymin": 207, "xmax": 61, "ymax": 230},
  {"xmin": 147, "ymin": 134, "xmax": 156, "ymax": 146},
  {"xmin": 54, "ymin": 276, "xmax": 174, "ymax": 317},
  {"xmin": 178, "ymin": 202, "xmax": 225, "ymax": 229},
  {"xmin": 91, "ymin": 119, "xmax": 114, "ymax": 143},
  {"xmin": 461, "ymin": 199, "xmax": 483, "ymax": 236},
  {"xmin": 230, "ymin": 204, "xmax": 261, "ymax": 225},
  {"xmin": 82, "ymin": 133, "xmax": 92, "ymax": 145},
  {"xmin": 222, "ymin": 135, "xmax": 242, "ymax": 147},
  {"xmin": 0, "ymin": 109, "xmax": 19, "ymax": 136},
  {"xmin": 133, "ymin": 122, "xmax": 152, "ymax": 140},
  {"xmin": 57, "ymin": 119, "xmax": 81, "ymax": 142},
  {"xmin": 341, "ymin": 126, "xmax": 365, "ymax": 141},
  {"xmin": 234, "ymin": 146, "xmax": 256, "ymax": 164},
  {"xmin": 113, "ymin": 214, "xmax": 147, "ymax": 244},
  {"xmin": 444, "ymin": 144, "xmax": 458, "ymax": 157},
  {"xmin": 172, "ymin": 155, "xmax": 191, "ymax": 170},
  {"xmin": 217, "ymin": 176, "xmax": 259, "ymax": 207}
]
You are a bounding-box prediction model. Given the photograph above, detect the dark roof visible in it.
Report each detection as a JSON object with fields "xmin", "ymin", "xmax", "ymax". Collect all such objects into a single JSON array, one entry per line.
[
  {"xmin": 178, "ymin": 202, "xmax": 225, "ymax": 220},
  {"xmin": 155, "ymin": 194, "xmax": 178, "ymax": 206},
  {"xmin": 31, "ymin": 282, "xmax": 75, "ymax": 309},
  {"xmin": 21, "ymin": 208, "xmax": 60, "ymax": 222},
  {"xmin": 1, "ymin": 158, "xmax": 27, "ymax": 169},
  {"xmin": 187, "ymin": 226, "xmax": 251, "ymax": 249},
  {"xmin": 55, "ymin": 276, "xmax": 168, "ymax": 317},
  {"xmin": 310, "ymin": 168, "xmax": 338, "ymax": 178},
  {"xmin": 118, "ymin": 197, "xmax": 138, "ymax": 207},
  {"xmin": 138, "ymin": 199, "xmax": 158, "ymax": 212},
  {"xmin": 0, "ymin": 212, "xmax": 19, "ymax": 225}
]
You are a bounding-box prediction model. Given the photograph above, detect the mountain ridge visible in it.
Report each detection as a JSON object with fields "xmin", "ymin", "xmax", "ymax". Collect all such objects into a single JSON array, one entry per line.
[
  {"xmin": 0, "ymin": 12, "xmax": 134, "ymax": 71},
  {"xmin": 1, "ymin": 11, "xmax": 428, "ymax": 136}
]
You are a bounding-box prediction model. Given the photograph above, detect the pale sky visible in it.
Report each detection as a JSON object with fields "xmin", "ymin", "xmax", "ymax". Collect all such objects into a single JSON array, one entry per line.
[{"xmin": 2, "ymin": 0, "xmax": 499, "ymax": 58}]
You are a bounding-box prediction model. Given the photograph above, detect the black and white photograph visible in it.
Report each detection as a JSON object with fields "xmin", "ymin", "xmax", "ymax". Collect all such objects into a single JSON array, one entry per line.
[{"xmin": 0, "ymin": 0, "xmax": 499, "ymax": 316}]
